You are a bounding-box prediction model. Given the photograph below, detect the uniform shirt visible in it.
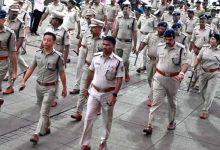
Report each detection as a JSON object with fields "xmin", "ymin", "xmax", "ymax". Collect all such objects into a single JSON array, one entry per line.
[
  {"xmin": 155, "ymin": 3, "xmax": 168, "ymax": 14},
  {"xmin": 45, "ymin": 26, "xmax": 70, "ymax": 53},
  {"xmin": 91, "ymin": 3, "xmax": 107, "ymax": 21},
  {"xmin": 180, "ymin": 10, "xmax": 188, "ymax": 24},
  {"xmin": 198, "ymin": 44, "xmax": 220, "ymax": 71},
  {"xmin": 212, "ymin": 16, "xmax": 220, "ymax": 28},
  {"xmin": 185, "ymin": 17, "xmax": 199, "ymax": 33},
  {"xmin": 5, "ymin": 18, "xmax": 25, "ymax": 40},
  {"xmin": 18, "ymin": 10, "xmax": 31, "ymax": 27},
  {"xmin": 193, "ymin": 8, "xmax": 205, "ymax": 18},
  {"xmin": 90, "ymin": 52, "xmax": 124, "ymax": 89},
  {"xmin": 142, "ymin": 32, "xmax": 164, "ymax": 58},
  {"xmin": 106, "ymin": 4, "xmax": 120, "ymax": 22},
  {"xmin": 22, "ymin": 0, "xmax": 32, "ymax": 13},
  {"xmin": 191, "ymin": 25, "xmax": 212, "ymax": 49},
  {"xmin": 81, "ymin": 2, "xmax": 91, "ymax": 18},
  {"xmin": 115, "ymin": 16, "xmax": 137, "ymax": 39},
  {"xmin": 31, "ymin": 49, "xmax": 64, "ymax": 83},
  {"xmin": 208, "ymin": 23, "xmax": 219, "ymax": 34},
  {"xmin": 0, "ymin": 26, "xmax": 16, "ymax": 56},
  {"xmin": 154, "ymin": 42, "xmax": 188, "ymax": 73},
  {"xmin": 137, "ymin": 14, "xmax": 157, "ymax": 33},
  {"xmin": 175, "ymin": 32, "xmax": 188, "ymax": 49},
  {"xmin": 161, "ymin": 11, "xmax": 173, "ymax": 27},
  {"xmin": 45, "ymin": 2, "xmax": 67, "ymax": 19},
  {"xmin": 81, "ymin": 34, "xmax": 103, "ymax": 63},
  {"xmin": 62, "ymin": 8, "xmax": 80, "ymax": 30}
]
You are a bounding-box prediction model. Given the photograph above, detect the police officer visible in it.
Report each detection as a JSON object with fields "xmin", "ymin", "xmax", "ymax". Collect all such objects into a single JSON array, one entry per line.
[
  {"xmin": 206, "ymin": 13, "xmax": 219, "ymax": 34},
  {"xmin": 81, "ymin": 0, "xmax": 91, "ymax": 18},
  {"xmin": 136, "ymin": 21, "xmax": 167, "ymax": 107},
  {"xmin": 69, "ymin": 9, "xmax": 96, "ymax": 95},
  {"xmin": 80, "ymin": 36, "xmax": 124, "ymax": 150},
  {"xmin": 190, "ymin": 14, "xmax": 213, "ymax": 89},
  {"xmin": 90, "ymin": 0, "xmax": 108, "ymax": 30},
  {"xmin": 112, "ymin": 0, "xmax": 137, "ymax": 82},
  {"xmin": 180, "ymin": 3, "xmax": 191, "ymax": 24},
  {"xmin": 45, "ymin": 11, "xmax": 70, "ymax": 107},
  {"xmin": 20, "ymin": 32, "xmax": 67, "ymax": 144},
  {"xmin": 39, "ymin": 0, "xmax": 67, "ymax": 26},
  {"xmin": 0, "ymin": 9, "xmax": 17, "ymax": 103},
  {"xmin": 136, "ymin": 4, "xmax": 157, "ymax": 73},
  {"xmin": 143, "ymin": 29, "xmax": 188, "ymax": 135},
  {"xmin": 193, "ymin": 0, "xmax": 205, "ymax": 18},
  {"xmin": 210, "ymin": 7, "xmax": 220, "ymax": 31},
  {"xmin": 155, "ymin": 0, "xmax": 169, "ymax": 14},
  {"xmin": 171, "ymin": 22, "xmax": 188, "ymax": 49},
  {"xmin": 192, "ymin": 33, "xmax": 220, "ymax": 119},
  {"xmin": 105, "ymin": 0, "xmax": 120, "ymax": 35},
  {"xmin": 4, "ymin": 4, "xmax": 28, "ymax": 95},
  {"xmin": 172, "ymin": 11, "xmax": 185, "ymax": 32},
  {"xmin": 184, "ymin": 9, "xmax": 198, "ymax": 46},
  {"xmin": 71, "ymin": 19, "xmax": 104, "ymax": 120},
  {"xmin": 161, "ymin": 5, "xmax": 174, "ymax": 27}
]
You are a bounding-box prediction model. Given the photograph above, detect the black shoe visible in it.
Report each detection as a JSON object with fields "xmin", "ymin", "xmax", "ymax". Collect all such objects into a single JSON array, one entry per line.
[{"xmin": 143, "ymin": 126, "xmax": 153, "ymax": 135}]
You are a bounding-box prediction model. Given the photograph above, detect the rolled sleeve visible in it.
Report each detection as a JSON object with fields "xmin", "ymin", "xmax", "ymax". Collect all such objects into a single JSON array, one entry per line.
[
  {"xmin": 89, "ymin": 59, "xmax": 95, "ymax": 71},
  {"xmin": 197, "ymin": 47, "xmax": 205, "ymax": 61},
  {"xmin": 8, "ymin": 32, "xmax": 16, "ymax": 52},
  {"xmin": 57, "ymin": 56, "xmax": 65, "ymax": 72},
  {"xmin": 64, "ymin": 31, "xmax": 70, "ymax": 45},
  {"xmin": 181, "ymin": 47, "xmax": 189, "ymax": 65},
  {"xmin": 116, "ymin": 61, "xmax": 125, "ymax": 78}
]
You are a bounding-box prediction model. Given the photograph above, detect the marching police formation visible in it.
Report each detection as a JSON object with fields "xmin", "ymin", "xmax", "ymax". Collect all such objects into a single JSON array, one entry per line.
[{"xmin": 1, "ymin": 0, "xmax": 220, "ymax": 150}]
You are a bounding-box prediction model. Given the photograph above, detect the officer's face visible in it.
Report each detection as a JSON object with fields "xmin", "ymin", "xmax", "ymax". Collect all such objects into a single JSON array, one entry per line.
[
  {"xmin": 86, "ymin": 15, "xmax": 94, "ymax": 24},
  {"xmin": 174, "ymin": 28, "xmax": 180, "ymax": 35},
  {"xmin": 165, "ymin": 37, "xmax": 175, "ymax": 48},
  {"xmin": 211, "ymin": 10, "xmax": 216, "ymax": 16},
  {"xmin": 102, "ymin": 40, "xmax": 114, "ymax": 55},
  {"xmin": 0, "ymin": 18, "xmax": 6, "ymax": 28},
  {"xmin": 9, "ymin": 10, "xmax": 18, "ymax": 20},
  {"xmin": 188, "ymin": 12, "xmax": 194, "ymax": 18},
  {"xmin": 123, "ymin": 6, "xmax": 130, "ymax": 15},
  {"xmin": 199, "ymin": 19, "xmax": 206, "ymax": 28},
  {"xmin": 111, "ymin": 0, "xmax": 116, "ymax": 5},
  {"xmin": 144, "ymin": 9, "xmax": 151, "ymax": 15},
  {"xmin": 43, "ymin": 35, "xmax": 56, "ymax": 50},
  {"xmin": 90, "ymin": 26, "xmax": 101, "ymax": 35},
  {"xmin": 157, "ymin": 26, "xmax": 166, "ymax": 36},
  {"xmin": 173, "ymin": 15, "xmax": 179, "ymax": 21},
  {"xmin": 210, "ymin": 37, "xmax": 219, "ymax": 47},
  {"xmin": 207, "ymin": 18, "xmax": 212, "ymax": 24}
]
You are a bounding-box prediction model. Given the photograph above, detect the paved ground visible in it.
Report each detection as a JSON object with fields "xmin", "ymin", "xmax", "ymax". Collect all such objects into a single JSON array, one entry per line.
[{"xmin": 0, "ymin": 19, "xmax": 220, "ymax": 150}]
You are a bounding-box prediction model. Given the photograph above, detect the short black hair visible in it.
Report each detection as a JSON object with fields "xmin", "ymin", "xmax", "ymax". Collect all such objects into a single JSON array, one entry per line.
[
  {"xmin": 52, "ymin": 17, "xmax": 63, "ymax": 25},
  {"xmin": 69, "ymin": 0, "xmax": 76, "ymax": 5},
  {"xmin": 103, "ymin": 36, "xmax": 116, "ymax": 45},
  {"xmin": 44, "ymin": 32, "xmax": 57, "ymax": 41}
]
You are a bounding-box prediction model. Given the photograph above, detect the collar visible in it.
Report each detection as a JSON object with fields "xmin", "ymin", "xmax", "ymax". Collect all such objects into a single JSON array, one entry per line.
[
  {"xmin": 42, "ymin": 49, "xmax": 55, "ymax": 55},
  {"xmin": 165, "ymin": 42, "xmax": 177, "ymax": 50},
  {"xmin": 101, "ymin": 52, "xmax": 114, "ymax": 59},
  {"xmin": 7, "ymin": 17, "xmax": 18, "ymax": 23}
]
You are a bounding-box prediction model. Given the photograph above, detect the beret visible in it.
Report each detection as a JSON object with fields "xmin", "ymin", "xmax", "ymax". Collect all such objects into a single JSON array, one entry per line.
[
  {"xmin": 0, "ymin": 10, "xmax": 7, "ymax": 18},
  {"xmin": 171, "ymin": 22, "xmax": 181, "ymax": 29},
  {"xmin": 209, "ymin": 33, "xmax": 220, "ymax": 41},
  {"xmin": 172, "ymin": 11, "xmax": 181, "ymax": 16},
  {"xmin": 157, "ymin": 21, "xmax": 168, "ymax": 28},
  {"xmin": 199, "ymin": 14, "xmax": 207, "ymax": 20},
  {"xmin": 164, "ymin": 29, "xmax": 175, "ymax": 37}
]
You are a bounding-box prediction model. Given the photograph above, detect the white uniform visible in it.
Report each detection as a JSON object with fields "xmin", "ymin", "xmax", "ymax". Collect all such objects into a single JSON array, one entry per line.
[{"xmin": 80, "ymin": 52, "xmax": 124, "ymax": 146}]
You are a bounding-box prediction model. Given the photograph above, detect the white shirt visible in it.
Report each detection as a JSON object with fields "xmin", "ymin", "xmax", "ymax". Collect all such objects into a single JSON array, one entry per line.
[{"xmin": 34, "ymin": 0, "xmax": 45, "ymax": 12}]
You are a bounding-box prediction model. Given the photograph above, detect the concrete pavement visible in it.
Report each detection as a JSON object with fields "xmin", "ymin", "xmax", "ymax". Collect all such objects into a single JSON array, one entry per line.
[{"xmin": 0, "ymin": 20, "xmax": 220, "ymax": 150}]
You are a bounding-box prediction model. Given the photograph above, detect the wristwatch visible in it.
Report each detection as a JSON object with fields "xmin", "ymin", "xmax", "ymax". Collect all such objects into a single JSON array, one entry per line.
[{"xmin": 112, "ymin": 93, "xmax": 118, "ymax": 97}]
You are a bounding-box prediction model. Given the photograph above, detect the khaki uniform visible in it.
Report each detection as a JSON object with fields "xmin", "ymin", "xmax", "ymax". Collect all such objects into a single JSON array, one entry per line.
[
  {"xmin": 45, "ymin": 2, "xmax": 67, "ymax": 20},
  {"xmin": 106, "ymin": 4, "xmax": 120, "ymax": 35},
  {"xmin": 155, "ymin": 3, "xmax": 168, "ymax": 14},
  {"xmin": 161, "ymin": 11, "xmax": 173, "ymax": 27},
  {"xmin": 197, "ymin": 44, "xmax": 220, "ymax": 112},
  {"xmin": 91, "ymin": 3, "xmax": 107, "ymax": 21},
  {"xmin": 180, "ymin": 10, "xmax": 188, "ymax": 24},
  {"xmin": 75, "ymin": 34, "xmax": 103, "ymax": 114},
  {"xmin": 175, "ymin": 32, "xmax": 188, "ymax": 49},
  {"xmin": 212, "ymin": 16, "xmax": 220, "ymax": 28},
  {"xmin": 115, "ymin": 15, "xmax": 137, "ymax": 72},
  {"xmin": 32, "ymin": 49, "xmax": 64, "ymax": 135},
  {"xmin": 0, "ymin": 27, "xmax": 16, "ymax": 89},
  {"xmin": 137, "ymin": 14, "xmax": 157, "ymax": 69},
  {"xmin": 142, "ymin": 32, "xmax": 165, "ymax": 100},
  {"xmin": 5, "ymin": 18, "xmax": 28, "ymax": 87},
  {"xmin": 184, "ymin": 17, "xmax": 199, "ymax": 44},
  {"xmin": 80, "ymin": 52, "xmax": 124, "ymax": 146},
  {"xmin": 193, "ymin": 8, "xmax": 205, "ymax": 18},
  {"xmin": 45, "ymin": 26, "xmax": 70, "ymax": 53},
  {"xmin": 81, "ymin": 2, "xmax": 91, "ymax": 18},
  {"xmin": 148, "ymin": 42, "xmax": 188, "ymax": 126}
]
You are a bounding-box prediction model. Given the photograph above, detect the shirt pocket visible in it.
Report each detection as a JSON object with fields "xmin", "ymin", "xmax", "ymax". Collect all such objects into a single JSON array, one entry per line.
[
  {"xmin": 159, "ymin": 53, "xmax": 165, "ymax": 62},
  {"xmin": 172, "ymin": 53, "xmax": 180, "ymax": 65},
  {"xmin": 105, "ymin": 65, "xmax": 116, "ymax": 81},
  {"xmin": 46, "ymin": 61, "xmax": 57, "ymax": 71}
]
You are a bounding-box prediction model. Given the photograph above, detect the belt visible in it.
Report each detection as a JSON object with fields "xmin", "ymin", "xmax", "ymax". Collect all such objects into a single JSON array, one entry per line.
[
  {"xmin": 186, "ymin": 32, "xmax": 192, "ymax": 35},
  {"xmin": 92, "ymin": 84, "xmax": 115, "ymax": 93},
  {"xmin": 37, "ymin": 80, "xmax": 57, "ymax": 86},
  {"xmin": 156, "ymin": 68, "xmax": 179, "ymax": 77},
  {"xmin": 149, "ymin": 56, "xmax": 156, "ymax": 60},
  {"xmin": 85, "ymin": 60, "xmax": 91, "ymax": 66},
  {"xmin": 140, "ymin": 31, "xmax": 149, "ymax": 35},
  {"xmin": 209, "ymin": 68, "xmax": 220, "ymax": 72},
  {"xmin": 117, "ymin": 38, "xmax": 132, "ymax": 42},
  {"xmin": 0, "ymin": 56, "xmax": 8, "ymax": 61}
]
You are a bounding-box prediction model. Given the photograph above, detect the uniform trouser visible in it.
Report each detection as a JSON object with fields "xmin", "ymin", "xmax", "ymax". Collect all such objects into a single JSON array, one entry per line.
[
  {"xmin": 0, "ymin": 60, "xmax": 9, "ymax": 89},
  {"xmin": 73, "ymin": 48, "xmax": 87, "ymax": 90},
  {"xmin": 146, "ymin": 59, "xmax": 156, "ymax": 100},
  {"xmin": 148, "ymin": 75, "xmax": 180, "ymax": 126},
  {"xmin": 200, "ymin": 74, "xmax": 220, "ymax": 112},
  {"xmin": 138, "ymin": 32, "xmax": 148, "ymax": 69},
  {"xmin": 115, "ymin": 39, "xmax": 132, "ymax": 73},
  {"xmin": 35, "ymin": 83, "xmax": 56, "ymax": 135},
  {"xmin": 192, "ymin": 63, "xmax": 200, "ymax": 88},
  {"xmin": 76, "ymin": 66, "xmax": 89, "ymax": 113},
  {"xmin": 80, "ymin": 88, "xmax": 114, "ymax": 146},
  {"xmin": 8, "ymin": 53, "xmax": 28, "ymax": 86}
]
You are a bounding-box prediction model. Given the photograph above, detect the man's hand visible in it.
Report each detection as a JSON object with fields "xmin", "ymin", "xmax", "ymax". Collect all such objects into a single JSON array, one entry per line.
[
  {"xmin": 84, "ymin": 89, "xmax": 89, "ymax": 98},
  {"xmin": 177, "ymin": 72, "xmax": 184, "ymax": 81},
  {"xmin": 19, "ymin": 80, "xmax": 26, "ymax": 91},
  {"xmin": 107, "ymin": 95, "xmax": 117, "ymax": 106},
  {"xmin": 62, "ymin": 87, "xmax": 67, "ymax": 97},
  {"xmin": 135, "ymin": 49, "xmax": 140, "ymax": 55},
  {"xmin": 132, "ymin": 46, "xmax": 136, "ymax": 54},
  {"xmin": 193, "ymin": 47, "xmax": 199, "ymax": 55}
]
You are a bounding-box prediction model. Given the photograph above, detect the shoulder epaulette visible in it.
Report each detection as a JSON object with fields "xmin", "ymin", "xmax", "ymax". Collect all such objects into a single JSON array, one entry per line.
[
  {"xmin": 113, "ymin": 53, "xmax": 123, "ymax": 61},
  {"xmin": 94, "ymin": 52, "xmax": 102, "ymax": 56},
  {"xmin": 181, "ymin": 32, "xmax": 187, "ymax": 37},
  {"xmin": 17, "ymin": 18, "xmax": 24, "ymax": 24},
  {"xmin": 54, "ymin": 50, "xmax": 62, "ymax": 56},
  {"xmin": 36, "ymin": 49, "xmax": 42, "ymax": 53},
  {"xmin": 202, "ymin": 44, "xmax": 210, "ymax": 47},
  {"xmin": 86, "ymin": 34, "xmax": 92, "ymax": 38},
  {"xmin": 176, "ymin": 42, "xmax": 185, "ymax": 49},
  {"xmin": 5, "ymin": 26, "xmax": 14, "ymax": 33}
]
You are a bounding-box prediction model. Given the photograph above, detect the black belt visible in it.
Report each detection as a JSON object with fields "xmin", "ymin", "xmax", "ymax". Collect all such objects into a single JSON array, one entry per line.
[
  {"xmin": 117, "ymin": 38, "xmax": 132, "ymax": 42},
  {"xmin": 140, "ymin": 31, "xmax": 149, "ymax": 35},
  {"xmin": 37, "ymin": 80, "xmax": 57, "ymax": 86}
]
